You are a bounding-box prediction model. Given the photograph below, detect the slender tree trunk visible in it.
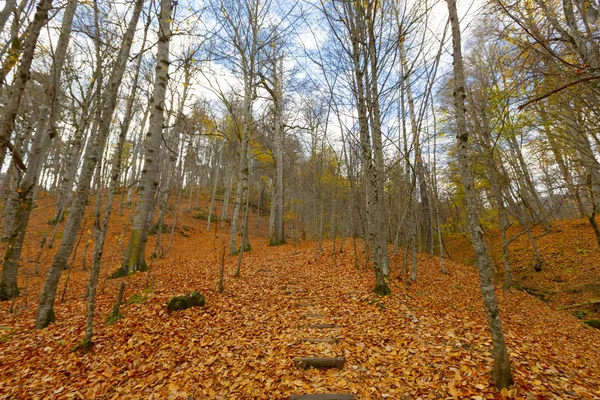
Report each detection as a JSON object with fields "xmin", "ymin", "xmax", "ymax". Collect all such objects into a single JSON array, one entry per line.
[
  {"xmin": 446, "ymin": 0, "xmax": 512, "ymax": 389},
  {"xmin": 0, "ymin": 0, "xmax": 17, "ymax": 33},
  {"xmin": 0, "ymin": 0, "xmax": 78, "ymax": 301},
  {"xmin": 83, "ymin": 87, "xmax": 129, "ymax": 349},
  {"xmin": 123, "ymin": 0, "xmax": 172, "ymax": 273},
  {"xmin": 266, "ymin": 55, "xmax": 286, "ymax": 246},
  {"xmin": 0, "ymin": 0, "xmax": 53, "ymax": 171},
  {"xmin": 234, "ymin": 190, "xmax": 251, "ymax": 276},
  {"xmin": 229, "ymin": 72, "xmax": 252, "ymax": 255},
  {"xmin": 35, "ymin": 0, "xmax": 145, "ymax": 329},
  {"xmin": 207, "ymin": 145, "xmax": 222, "ymax": 232},
  {"xmin": 51, "ymin": 85, "xmax": 96, "ymax": 226},
  {"xmin": 221, "ymin": 168, "xmax": 233, "ymax": 228}
]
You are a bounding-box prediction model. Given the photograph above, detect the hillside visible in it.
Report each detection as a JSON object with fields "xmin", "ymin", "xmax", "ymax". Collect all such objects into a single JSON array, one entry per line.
[
  {"xmin": 445, "ymin": 218, "xmax": 600, "ymax": 320},
  {"xmin": 1, "ymin": 200, "xmax": 600, "ymax": 399}
]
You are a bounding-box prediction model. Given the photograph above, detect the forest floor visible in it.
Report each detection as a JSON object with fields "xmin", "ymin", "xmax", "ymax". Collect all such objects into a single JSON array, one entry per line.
[
  {"xmin": 1, "ymin": 196, "xmax": 600, "ymax": 399},
  {"xmin": 445, "ymin": 218, "xmax": 600, "ymax": 320}
]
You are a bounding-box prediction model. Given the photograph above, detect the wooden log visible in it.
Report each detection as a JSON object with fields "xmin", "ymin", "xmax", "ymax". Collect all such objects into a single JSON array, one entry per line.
[
  {"xmin": 294, "ymin": 303, "xmax": 315, "ymax": 307},
  {"xmin": 300, "ymin": 314, "xmax": 325, "ymax": 319},
  {"xmin": 557, "ymin": 299, "xmax": 600, "ymax": 310},
  {"xmin": 300, "ymin": 338, "xmax": 339, "ymax": 344},
  {"xmin": 294, "ymin": 357, "xmax": 345, "ymax": 370},
  {"xmin": 289, "ymin": 394, "xmax": 356, "ymax": 400},
  {"xmin": 309, "ymin": 324, "xmax": 336, "ymax": 329},
  {"xmin": 284, "ymin": 289, "xmax": 307, "ymax": 294}
]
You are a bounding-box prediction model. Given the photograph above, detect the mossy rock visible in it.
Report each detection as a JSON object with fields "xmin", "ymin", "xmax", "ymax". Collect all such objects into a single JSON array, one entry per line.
[
  {"xmin": 584, "ymin": 319, "xmax": 600, "ymax": 329},
  {"xmin": 167, "ymin": 292, "xmax": 205, "ymax": 311}
]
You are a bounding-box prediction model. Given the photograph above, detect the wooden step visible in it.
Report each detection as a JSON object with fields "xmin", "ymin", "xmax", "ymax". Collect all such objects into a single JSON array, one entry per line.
[
  {"xmin": 294, "ymin": 303, "xmax": 315, "ymax": 307},
  {"xmin": 284, "ymin": 289, "xmax": 307, "ymax": 294},
  {"xmin": 308, "ymin": 324, "xmax": 336, "ymax": 329},
  {"xmin": 300, "ymin": 338, "xmax": 339, "ymax": 344},
  {"xmin": 300, "ymin": 314, "xmax": 325, "ymax": 319},
  {"xmin": 294, "ymin": 357, "xmax": 345, "ymax": 370},
  {"xmin": 289, "ymin": 395, "xmax": 356, "ymax": 400}
]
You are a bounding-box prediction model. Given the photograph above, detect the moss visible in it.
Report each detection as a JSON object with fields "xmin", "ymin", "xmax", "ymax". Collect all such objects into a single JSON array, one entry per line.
[
  {"xmin": 148, "ymin": 223, "xmax": 168, "ymax": 236},
  {"xmin": 193, "ymin": 210, "xmax": 217, "ymax": 222},
  {"xmin": 73, "ymin": 339, "xmax": 92, "ymax": 353},
  {"xmin": 372, "ymin": 284, "xmax": 391, "ymax": 296},
  {"xmin": 584, "ymin": 319, "xmax": 600, "ymax": 329},
  {"xmin": 107, "ymin": 267, "xmax": 128, "ymax": 280},
  {"xmin": 167, "ymin": 291, "xmax": 205, "ymax": 311},
  {"xmin": 127, "ymin": 293, "xmax": 147, "ymax": 305},
  {"xmin": 107, "ymin": 313, "xmax": 123, "ymax": 325},
  {"xmin": 572, "ymin": 310, "xmax": 590, "ymax": 320}
]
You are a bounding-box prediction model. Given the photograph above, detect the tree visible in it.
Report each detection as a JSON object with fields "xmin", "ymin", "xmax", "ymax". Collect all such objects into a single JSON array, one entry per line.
[
  {"xmin": 0, "ymin": 0, "xmax": 78, "ymax": 301},
  {"xmin": 35, "ymin": 0, "xmax": 145, "ymax": 329},
  {"xmin": 446, "ymin": 0, "xmax": 512, "ymax": 388},
  {"xmin": 122, "ymin": 0, "xmax": 173, "ymax": 274},
  {"xmin": 0, "ymin": 0, "xmax": 53, "ymax": 172}
]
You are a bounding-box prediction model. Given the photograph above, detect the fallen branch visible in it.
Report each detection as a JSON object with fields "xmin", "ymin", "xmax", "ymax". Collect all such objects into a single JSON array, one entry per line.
[{"xmin": 557, "ymin": 299, "xmax": 600, "ymax": 311}]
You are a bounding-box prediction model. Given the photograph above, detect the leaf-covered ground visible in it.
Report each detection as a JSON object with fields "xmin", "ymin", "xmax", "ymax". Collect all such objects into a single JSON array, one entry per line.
[
  {"xmin": 1, "ymin": 200, "xmax": 600, "ymax": 399},
  {"xmin": 445, "ymin": 218, "xmax": 600, "ymax": 319}
]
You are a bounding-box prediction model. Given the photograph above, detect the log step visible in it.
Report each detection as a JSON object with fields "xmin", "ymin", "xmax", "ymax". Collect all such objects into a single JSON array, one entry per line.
[
  {"xmin": 294, "ymin": 303, "xmax": 315, "ymax": 307},
  {"xmin": 309, "ymin": 324, "xmax": 336, "ymax": 329},
  {"xmin": 289, "ymin": 395, "xmax": 356, "ymax": 400},
  {"xmin": 300, "ymin": 314, "xmax": 325, "ymax": 319},
  {"xmin": 301, "ymin": 338, "xmax": 339, "ymax": 344},
  {"xmin": 284, "ymin": 289, "xmax": 307, "ymax": 294},
  {"xmin": 294, "ymin": 357, "xmax": 345, "ymax": 370}
]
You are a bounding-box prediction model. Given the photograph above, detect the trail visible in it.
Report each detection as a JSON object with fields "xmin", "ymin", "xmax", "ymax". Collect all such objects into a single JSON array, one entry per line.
[{"xmin": 1, "ymin": 225, "xmax": 600, "ymax": 399}]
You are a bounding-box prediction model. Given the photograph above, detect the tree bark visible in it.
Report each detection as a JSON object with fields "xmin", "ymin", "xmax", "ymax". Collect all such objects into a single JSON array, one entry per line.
[
  {"xmin": 0, "ymin": 0, "xmax": 53, "ymax": 171},
  {"xmin": 123, "ymin": 0, "xmax": 173, "ymax": 273},
  {"xmin": 446, "ymin": 0, "xmax": 512, "ymax": 389},
  {"xmin": 0, "ymin": 0, "xmax": 78, "ymax": 301},
  {"xmin": 35, "ymin": 0, "xmax": 145, "ymax": 329}
]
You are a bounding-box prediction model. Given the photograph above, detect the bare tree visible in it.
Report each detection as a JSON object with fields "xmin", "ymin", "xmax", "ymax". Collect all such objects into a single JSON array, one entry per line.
[
  {"xmin": 122, "ymin": 0, "xmax": 173, "ymax": 273},
  {"xmin": 446, "ymin": 0, "xmax": 512, "ymax": 388},
  {"xmin": 35, "ymin": 0, "xmax": 145, "ymax": 329}
]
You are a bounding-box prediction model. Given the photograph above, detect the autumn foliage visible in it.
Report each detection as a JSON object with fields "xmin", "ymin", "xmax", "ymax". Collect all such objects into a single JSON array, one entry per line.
[{"xmin": 1, "ymin": 196, "xmax": 599, "ymax": 399}]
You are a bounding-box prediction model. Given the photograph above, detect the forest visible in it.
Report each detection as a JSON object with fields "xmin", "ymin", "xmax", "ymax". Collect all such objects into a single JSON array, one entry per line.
[{"xmin": 0, "ymin": 0, "xmax": 600, "ymax": 398}]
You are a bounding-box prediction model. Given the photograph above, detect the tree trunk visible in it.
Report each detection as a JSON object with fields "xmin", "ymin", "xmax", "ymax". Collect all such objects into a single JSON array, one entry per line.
[
  {"xmin": 0, "ymin": 0, "xmax": 53, "ymax": 171},
  {"xmin": 83, "ymin": 83, "xmax": 130, "ymax": 349},
  {"xmin": 0, "ymin": 0, "xmax": 78, "ymax": 301},
  {"xmin": 35, "ymin": 0, "xmax": 145, "ymax": 329},
  {"xmin": 446, "ymin": 0, "xmax": 512, "ymax": 389},
  {"xmin": 229, "ymin": 98, "xmax": 250, "ymax": 255},
  {"xmin": 122, "ymin": 0, "xmax": 173, "ymax": 273},
  {"xmin": 0, "ymin": 0, "xmax": 17, "ymax": 33},
  {"xmin": 221, "ymin": 167, "xmax": 233, "ymax": 228}
]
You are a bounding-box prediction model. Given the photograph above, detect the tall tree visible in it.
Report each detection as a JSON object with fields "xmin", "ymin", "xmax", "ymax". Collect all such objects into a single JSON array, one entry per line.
[
  {"xmin": 0, "ymin": 0, "xmax": 79, "ymax": 301},
  {"xmin": 35, "ymin": 0, "xmax": 145, "ymax": 329},
  {"xmin": 446, "ymin": 0, "xmax": 512, "ymax": 388},
  {"xmin": 122, "ymin": 0, "xmax": 173, "ymax": 273},
  {"xmin": 0, "ymin": 0, "xmax": 53, "ymax": 171}
]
